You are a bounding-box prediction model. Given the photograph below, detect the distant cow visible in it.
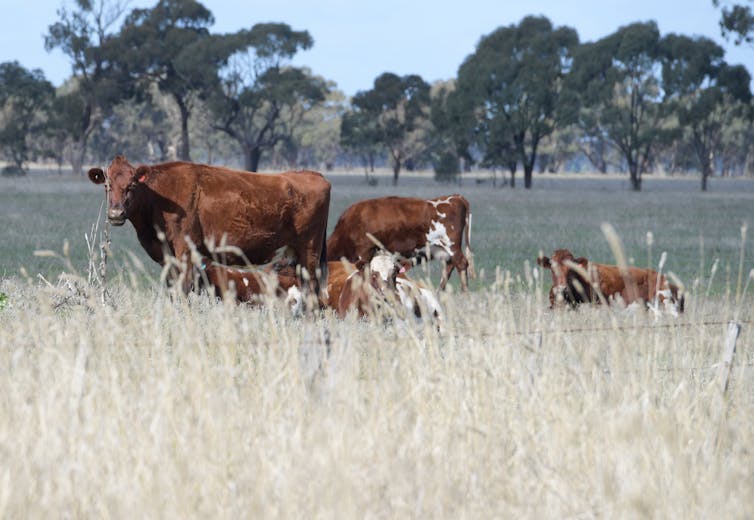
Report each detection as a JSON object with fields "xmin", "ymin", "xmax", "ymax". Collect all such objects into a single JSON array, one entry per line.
[
  {"xmin": 537, "ymin": 249, "xmax": 684, "ymax": 313},
  {"xmin": 327, "ymin": 195, "xmax": 474, "ymax": 290},
  {"xmin": 88, "ymin": 156, "xmax": 331, "ymax": 295}
]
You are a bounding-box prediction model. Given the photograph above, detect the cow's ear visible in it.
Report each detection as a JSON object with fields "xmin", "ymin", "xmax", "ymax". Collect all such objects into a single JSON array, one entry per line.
[
  {"xmin": 134, "ymin": 165, "xmax": 150, "ymax": 184},
  {"xmin": 537, "ymin": 256, "xmax": 551, "ymax": 269},
  {"xmin": 354, "ymin": 259, "xmax": 368, "ymax": 271},
  {"xmin": 575, "ymin": 257, "xmax": 589, "ymax": 268},
  {"xmin": 88, "ymin": 168, "xmax": 105, "ymax": 184}
]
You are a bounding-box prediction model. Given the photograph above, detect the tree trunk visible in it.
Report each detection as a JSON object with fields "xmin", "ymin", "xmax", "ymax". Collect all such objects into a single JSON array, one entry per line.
[
  {"xmin": 508, "ymin": 161, "xmax": 516, "ymax": 189},
  {"xmin": 244, "ymin": 146, "xmax": 262, "ymax": 172},
  {"xmin": 629, "ymin": 163, "xmax": 642, "ymax": 191},
  {"xmin": 392, "ymin": 161, "xmax": 401, "ymax": 185},
  {"xmin": 174, "ymin": 94, "xmax": 191, "ymax": 162},
  {"xmin": 524, "ymin": 163, "xmax": 533, "ymax": 189},
  {"xmin": 70, "ymin": 138, "xmax": 87, "ymax": 176}
]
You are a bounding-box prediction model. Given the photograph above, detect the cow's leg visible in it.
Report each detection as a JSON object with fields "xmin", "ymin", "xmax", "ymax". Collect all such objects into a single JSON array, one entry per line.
[{"xmin": 439, "ymin": 262, "xmax": 454, "ymax": 290}]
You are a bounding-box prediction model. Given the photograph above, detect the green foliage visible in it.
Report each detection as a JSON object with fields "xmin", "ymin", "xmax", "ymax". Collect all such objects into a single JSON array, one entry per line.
[
  {"xmin": 432, "ymin": 151, "xmax": 460, "ymax": 182},
  {"xmin": 714, "ymin": 0, "xmax": 754, "ymax": 44},
  {"xmin": 568, "ymin": 21, "xmax": 666, "ymax": 190},
  {"xmin": 209, "ymin": 23, "xmax": 327, "ymax": 171},
  {"xmin": 456, "ymin": 16, "xmax": 578, "ymax": 189},
  {"xmin": 0, "ymin": 291, "xmax": 7, "ymax": 310},
  {"xmin": 660, "ymin": 32, "xmax": 752, "ymax": 189},
  {"xmin": 344, "ymin": 72, "xmax": 433, "ymax": 184},
  {"xmin": 0, "ymin": 61, "xmax": 54, "ymax": 172}
]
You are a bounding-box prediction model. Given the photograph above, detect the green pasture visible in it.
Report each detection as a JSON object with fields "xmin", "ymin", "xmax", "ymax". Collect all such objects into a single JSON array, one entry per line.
[{"xmin": 1, "ymin": 171, "xmax": 753, "ymax": 295}]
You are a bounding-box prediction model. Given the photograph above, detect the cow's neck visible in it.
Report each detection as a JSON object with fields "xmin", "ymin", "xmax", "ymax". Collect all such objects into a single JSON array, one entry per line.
[{"xmin": 126, "ymin": 186, "xmax": 166, "ymax": 265}]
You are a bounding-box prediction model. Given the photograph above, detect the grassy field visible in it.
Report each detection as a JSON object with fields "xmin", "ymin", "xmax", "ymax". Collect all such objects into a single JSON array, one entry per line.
[
  {"xmin": 2, "ymin": 169, "xmax": 753, "ymax": 293},
  {"xmin": 0, "ymin": 169, "xmax": 753, "ymax": 517}
]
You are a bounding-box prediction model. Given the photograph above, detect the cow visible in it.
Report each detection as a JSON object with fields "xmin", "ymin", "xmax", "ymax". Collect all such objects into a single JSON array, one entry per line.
[
  {"xmin": 87, "ymin": 155, "xmax": 331, "ymax": 297},
  {"xmin": 537, "ymin": 249, "xmax": 684, "ymax": 314},
  {"xmin": 327, "ymin": 195, "xmax": 474, "ymax": 291}
]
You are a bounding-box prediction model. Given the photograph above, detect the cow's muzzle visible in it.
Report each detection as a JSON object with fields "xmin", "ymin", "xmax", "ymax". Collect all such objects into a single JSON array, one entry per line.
[{"xmin": 107, "ymin": 208, "xmax": 126, "ymax": 225}]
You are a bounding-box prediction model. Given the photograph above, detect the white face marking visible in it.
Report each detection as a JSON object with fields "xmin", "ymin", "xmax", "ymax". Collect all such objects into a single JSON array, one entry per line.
[
  {"xmin": 369, "ymin": 253, "xmax": 397, "ymax": 282},
  {"xmin": 423, "ymin": 220, "xmax": 454, "ymax": 259}
]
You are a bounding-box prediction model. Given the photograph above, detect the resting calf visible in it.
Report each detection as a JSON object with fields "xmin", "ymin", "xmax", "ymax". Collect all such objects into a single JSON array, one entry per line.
[{"xmin": 537, "ymin": 249, "xmax": 684, "ymax": 313}]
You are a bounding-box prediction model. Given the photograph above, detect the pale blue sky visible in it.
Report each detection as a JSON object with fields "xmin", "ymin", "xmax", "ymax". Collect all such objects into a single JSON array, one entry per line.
[{"xmin": 1, "ymin": 0, "xmax": 751, "ymax": 96}]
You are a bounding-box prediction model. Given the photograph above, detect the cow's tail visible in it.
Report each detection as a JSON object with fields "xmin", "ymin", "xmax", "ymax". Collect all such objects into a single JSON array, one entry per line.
[{"xmin": 463, "ymin": 197, "xmax": 476, "ymax": 280}]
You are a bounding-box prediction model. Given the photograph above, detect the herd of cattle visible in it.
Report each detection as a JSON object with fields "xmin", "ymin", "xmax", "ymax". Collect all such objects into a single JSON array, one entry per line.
[{"xmin": 87, "ymin": 156, "xmax": 684, "ymax": 320}]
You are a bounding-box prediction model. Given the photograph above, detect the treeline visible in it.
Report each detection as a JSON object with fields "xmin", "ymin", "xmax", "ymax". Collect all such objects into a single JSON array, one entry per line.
[{"xmin": 1, "ymin": 0, "xmax": 752, "ymax": 191}]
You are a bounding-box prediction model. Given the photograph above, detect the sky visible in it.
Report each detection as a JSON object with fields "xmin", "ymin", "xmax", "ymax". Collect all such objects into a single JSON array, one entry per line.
[{"xmin": 1, "ymin": 0, "xmax": 752, "ymax": 96}]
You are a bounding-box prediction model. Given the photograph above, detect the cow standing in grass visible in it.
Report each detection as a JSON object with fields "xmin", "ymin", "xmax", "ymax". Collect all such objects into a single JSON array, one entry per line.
[
  {"xmin": 537, "ymin": 249, "xmax": 684, "ymax": 313},
  {"xmin": 88, "ymin": 155, "xmax": 330, "ymax": 297},
  {"xmin": 327, "ymin": 195, "xmax": 474, "ymax": 290}
]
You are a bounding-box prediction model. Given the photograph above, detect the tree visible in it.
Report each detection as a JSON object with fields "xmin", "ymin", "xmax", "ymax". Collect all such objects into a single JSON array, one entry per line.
[
  {"xmin": 661, "ymin": 34, "xmax": 752, "ymax": 190},
  {"xmin": 568, "ymin": 21, "xmax": 666, "ymax": 191},
  {"xmin": 0, "ymin": 62, "xmax": 54, "ymax": 175},
  {"xmin": 45, "ymin": 0, "xmax": 132, "ymax": 174},
  {"xmin": 429, "ymin": 80, "xmax": 476, "ymax": 183},
  {"xmin": 714, "ymin": 0, "xmax": 754, "ymax": 44},
  {"xmin": 455, "ymin": 16, "xmax": 578, "ymax": 189},
  {"xmin": 209, "ymin": 23, "xmax": 328, "ymax": 171},
  {"xmin": 291, "ymin": 86, "xmax": 346, "ymax": 171},
  {"xmin": 340, "ymin": 107, "xmax": 382, "ymax": 180},
  {"xmin": 113, "ymin": 0, "xmax": 252, "ymax": 161},
  {"xmin": 347, "ymin": 72, "xmax": 433, "ymax": 185}
]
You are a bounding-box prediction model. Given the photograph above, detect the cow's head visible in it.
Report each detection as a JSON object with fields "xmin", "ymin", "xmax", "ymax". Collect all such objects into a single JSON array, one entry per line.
[
  {"xmin": 88, "ymin": 155, "xmax": 148, "ymax": 226},
  {"xmin": 537, "ymin": 249, "xmax": 590, "ymax": 306}
]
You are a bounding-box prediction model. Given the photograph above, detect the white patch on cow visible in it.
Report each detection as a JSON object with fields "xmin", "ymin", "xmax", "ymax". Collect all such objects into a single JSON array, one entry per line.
[
  {"xmin": 428, "ymin": 195, "xmax": 455, "ymax": 209},
  {"xmin": 369, "ymin": 252, "xmax": 398, "ymax": 282},
  {"xmin": 424, "ymin": 220, "xmax": 454, "ymax": 260},
  {"xmin": 649, "ymin": 289, "xmax": 679, "ymax": 318},
  {"xmin": 243, "ymin": 277, "xmax": 249, "ymax": 287},
  {"xmin": 285, "ymin": 286, "xmax": 303, "ymax": 316},
  {"xmin": 396, "ymin": 277, "xmax": 443, "ymax": 321}
]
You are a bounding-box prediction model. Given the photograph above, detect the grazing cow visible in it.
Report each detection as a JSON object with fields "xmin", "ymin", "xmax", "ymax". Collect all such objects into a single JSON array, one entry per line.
[
  {"xmin": 88, "ymin": 156, "xmax": 330, "ymax": 295},
  {"xmin": 327, "ymin": 195, "xmax": 474, "ymax": 290},
  {"xmin": 537, "ymin": 249, "xmax": 684, "ymax": 313}
]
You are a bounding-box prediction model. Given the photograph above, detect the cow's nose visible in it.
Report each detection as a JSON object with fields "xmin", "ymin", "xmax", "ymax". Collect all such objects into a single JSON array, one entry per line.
[{"xmin": 108, "ymin": 208, "xmax": 125, "ymax": 222}]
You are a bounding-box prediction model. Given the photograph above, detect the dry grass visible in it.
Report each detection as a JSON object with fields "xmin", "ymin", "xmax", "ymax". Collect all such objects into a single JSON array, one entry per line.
[{"xmin": 0, "ymin": 266, "xmax": 752, "ymax": 517}]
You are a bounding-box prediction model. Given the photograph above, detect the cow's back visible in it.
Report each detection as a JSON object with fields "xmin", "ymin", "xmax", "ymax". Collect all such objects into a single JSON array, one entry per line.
[{"xmin": 327, "ymin": 196, "xmax": 432, "ymax": 262}]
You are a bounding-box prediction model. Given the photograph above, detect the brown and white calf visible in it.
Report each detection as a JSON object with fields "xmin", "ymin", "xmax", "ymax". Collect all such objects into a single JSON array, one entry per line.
[
  {"xmin": 327, "ymin": 195, "xmax": 474, "ymax": 290},
  {"xmin": 537, "ymin": 249, "xmax": 684, "ymax": 313}
]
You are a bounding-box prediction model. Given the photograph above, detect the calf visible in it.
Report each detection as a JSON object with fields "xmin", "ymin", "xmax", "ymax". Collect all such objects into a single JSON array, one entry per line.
[
  {"xmin": 198, "ymin": 258, "xmax": 302, "ymax": 310},
  {"xmin": 537, "ymin": 249, "xmax": 684, "ymax": 313}
]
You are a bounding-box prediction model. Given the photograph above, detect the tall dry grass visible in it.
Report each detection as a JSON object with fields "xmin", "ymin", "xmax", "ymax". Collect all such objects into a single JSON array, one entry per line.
[{"xmin": 0, "ymin": 258, "xmax": 752, "ymax": 517}]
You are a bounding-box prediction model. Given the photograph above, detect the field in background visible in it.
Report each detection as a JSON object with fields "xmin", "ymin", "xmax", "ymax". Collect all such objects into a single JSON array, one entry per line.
[
  {"xmin": 2, "ymin": 169, "xmax": 753, "ymax": 293},
  {"xmin": 0, "ymin": 169, "xmax": 753, "ymax": 516}
]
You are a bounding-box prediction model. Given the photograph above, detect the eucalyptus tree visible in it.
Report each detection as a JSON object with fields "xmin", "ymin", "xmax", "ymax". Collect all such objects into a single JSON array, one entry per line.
[
  {"xmin": 568, "ymin": 21, "xmax": 666, "ymax": 191},
  {"xmin": 714, "ymin": 0, "xmax": 754, "ymax": 44},
  {"xmin": 660, "ymin": 33, "xmax": 752, "ymax": 190},
  {"xmin": 209, "ymin": 23, "xmax": 329, "ymax": 171},
  {"xmin": 0, "ymin": 62, "xmax": 54, "ymax": 174},
  {"xmin": 345, "ymin": 72, "xmax": 432, "ymax": 185},
  {"xmin": 113, "ymin": 0, "xmax": 255, "ymax": 161},
  {"xmin": 455, "ymin": 16, "xmax": 578, "ymax": 189},
  {"xmin": 45, "ymin": 0, "xmax": 132, "ymax": 174}
]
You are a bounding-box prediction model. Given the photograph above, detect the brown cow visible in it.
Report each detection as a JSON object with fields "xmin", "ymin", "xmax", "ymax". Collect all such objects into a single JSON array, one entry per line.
[
  {"xmin": 88, "ymin": 156, "xmax": 330, "ymax": 295},
  {"xmin": 327, "ymin": 195, "xmax": 474, "ymax": 290},
  {"xmin": 537, "ymin": 249, "xmax": 684, "ymax": 313}
]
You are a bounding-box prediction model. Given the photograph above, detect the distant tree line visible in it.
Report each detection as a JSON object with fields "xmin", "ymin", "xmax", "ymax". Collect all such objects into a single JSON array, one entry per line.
[{"xmin": 0, "ymin": 0, "xmax": 753, "ymax": 191}]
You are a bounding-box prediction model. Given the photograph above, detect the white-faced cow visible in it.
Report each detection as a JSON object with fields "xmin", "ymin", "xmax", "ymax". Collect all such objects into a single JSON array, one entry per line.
[
  {"xmin": 537, "ymin": 249, "xmax": 684, "ymax": 314},
  {"xmin": 327, "ymin": 195, "xmax": 474, "ymax": 290},
  {"xmin": 88, "ymin": 155, "xmax": 331, "ymax": 295}
]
